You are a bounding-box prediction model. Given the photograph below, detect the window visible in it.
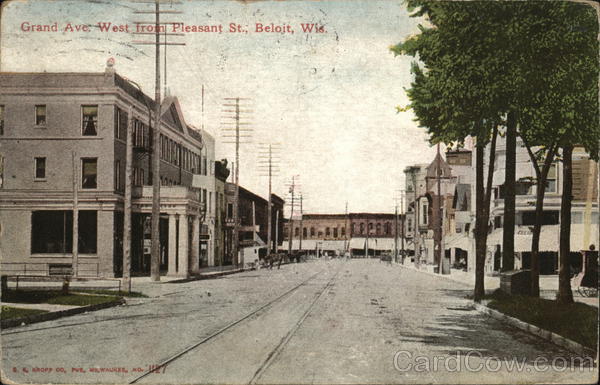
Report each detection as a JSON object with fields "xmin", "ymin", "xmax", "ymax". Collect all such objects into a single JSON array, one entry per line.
[
  {"xmin": 32, "ymin": 211, "xmax": 72, "ymax": 253},
  {"xmin": 368, "ymin": 223, "xmax": 373, "ymax": 232},
  {"xmin": 333, "ymin": 227, "xmax": 338, "ymax": 238},
  {"xmin": 376, "ymin": 223, "xmax": 381, "ymax": 235},
  {"xmin": 81, "ymin": 158, "xmax": 97, "ymax": 188},
  {"xmin": 545, "ymin": 163, "xmax": 558, "ymax": 193},
  {"xmin": 421, "ymin": 202, "xmax": 429, "ymax": 226},
  {"xmin": 310, "ymin": 227, "xmax": 315, "ymax": 237},
  {"xmin": 82, "ymin": 105, "xmax": 98, "ymax": 136},
  {"xmin": 303, "ymin": 227, "xmax": 307, "ymax": 238},
  {"xmin": 360, "ymin": 223, "xmax": 364, "ymax": 235},
  {"xmin": 294, "ymin": 227, "xmax": 299, "ymax": 237},
  {"xmin": 35, "ymin": 105, "xmax": 46, "ymax": 126},
  {"xmin": 114, "ymin": 107, "xmax": 127, "ymax": 140},
  {"xmin": 341, "ymin": 227, "xmax": 345, "ymax": 237},
  {"xmin": 351, "ymin": 223, "xmax": 355, "ymax": 235},
  {"xmin": 115, "ymin": 160, "xmax": 122, "ymax": 191},
  {"xmin": 407, "ymin": 218, "xmax": 413, "ymax": 232},
  {"xmin": 34, "ymin": 157, "xmax": 46, "ymax": 179},
  {"xmin": 227, "ymin": 203, "xmax": 233, "ymax": 219},
  {"xmin": 0, "ymin": 105, "xmax": 4, "ymax": 135},
  {"xmin": 78, "ymin": 211, "xmax": 97, "ymax": 254},
  {"xmin": 31, "ymin": 210, "xmax": 97, "ymax": 254},
  {"xmin": 325, "ymin": 227, "xmax": 330, "ymax": 236}
]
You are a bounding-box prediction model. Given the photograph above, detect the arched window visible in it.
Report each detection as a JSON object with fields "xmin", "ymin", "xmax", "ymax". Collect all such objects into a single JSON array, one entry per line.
[
  {"xmin": 360, "ymin": 223, "xmax": 365, "ymax": 235},
  {"xmin": 294, "ymin": 227, "xmax": 299, "ymax": 237},
  {"xmin": 341, "ymin": 227, "xmax": 346, "ymax": 237},
  {"xmin": 325, "ymin": 227, "xmax": 331, "ymax": 236},
  {"xmin": 310, "ymin": 227, "xmax": 315, "ymax": 237},
  {"xmin": 302, "ymin": 227, "xmax": 307, "ymax": 238},
  {"xmin": 376, "ymin": 223, "xmax": 381, "ymax": 235}
]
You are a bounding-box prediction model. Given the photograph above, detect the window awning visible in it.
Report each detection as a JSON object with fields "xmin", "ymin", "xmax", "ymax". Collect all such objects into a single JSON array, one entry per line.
[{"xmin": 349, "ymin": 237, "xmax": 365, "ymax": 249}]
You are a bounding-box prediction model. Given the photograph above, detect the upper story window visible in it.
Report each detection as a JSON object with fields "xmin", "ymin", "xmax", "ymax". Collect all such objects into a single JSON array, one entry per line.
[
  {"xmin": 81, "ymin": 158, "xmax": 97, "ymax": 189},
  {"xmin": 303, "ymin": 227, "xmax": 307, "ymax": 238},
  {"xmin": 82, "ymin": 105, "xmax": 98, "ymax": 136},
  {"xmin": 0, "ymin": 105, "xmax": 4, "ymax": 135},
  {"xmin": 35, "ymin": 105, "xmax": 46, "ymax": 126},
  {"xmin": 34, "ymin": 157, "xmax": 46, "ymax": 180},
  {"xmin": 325, "ymin": 227, "xmax": 330, "ymax": 236},
  {"xmin": 341, "ymin": 227, "xmax": 346, "ymax": 237},
  {"xmin": 310, "ymin": 227, "xmax": 315, "ymax": 237},
  {"xmin": 545, "ymin": 163, "xmax": 558, "ymax": 193},
  {"xmin": 376, "ymin": 223, "xmax": 381, "ymax": 235},
  {"xmin": 333, "ymin": 227, "xmax": 338, "ymax": 238}
]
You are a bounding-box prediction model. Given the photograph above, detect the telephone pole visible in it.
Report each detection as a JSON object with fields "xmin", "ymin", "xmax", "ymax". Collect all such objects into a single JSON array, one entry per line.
[
  {"xmin": 343, "ymin": 201, "xmax": 349, "ymax": 253},
  {"xmin": 221, "ymin": 97, "xmax": 252, "ymax": 266},
  {"xmin": 258, "ymin": 143, "xmax": 281, "ymax": 254},
  {"xmin": 131, "ymin": 0, "xmax": 184, "ymax": 281},
  {"xmin": 285, "ymin": 176, "xmax": 301, "ymax": 256},
  {"xmin": 299, "ymin": 194, "xmax": 304, "ymax": 252}
]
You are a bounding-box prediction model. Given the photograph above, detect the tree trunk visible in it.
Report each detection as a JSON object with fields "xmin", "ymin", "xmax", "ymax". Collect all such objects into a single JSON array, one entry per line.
[
  {"xmin": 525, "ymin": 144, "xmax": 556, "ymax": 297},
  {"xmin": 502, "ymin": 111, "xmax": 517, "ymax": 272},
  {"xmin": 474, "ymin": 139, "xmax": 486, "ymax": 301},
  {"xmin": 557, "ymin": 145, "xmax": 574, "ymax": 304},
  {"xmin": 474, "ymin": 124, "xmax": 497, "ymax": 301}
]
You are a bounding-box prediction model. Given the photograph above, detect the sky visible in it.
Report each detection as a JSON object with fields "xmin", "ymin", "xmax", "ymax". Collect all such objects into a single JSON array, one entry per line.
[{"xmin": 1, "ymin": 0, "xmax": 438, "ymax": 214}]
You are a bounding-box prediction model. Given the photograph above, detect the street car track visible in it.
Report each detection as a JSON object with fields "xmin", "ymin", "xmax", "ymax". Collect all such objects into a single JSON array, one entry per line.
[
  {"xmin": 248, "ymin": 267, "xmax": 340, "ymax": 384},
  {"xmin": 128, "ymin": 266, "xmax": 337, "ymax": 384}
]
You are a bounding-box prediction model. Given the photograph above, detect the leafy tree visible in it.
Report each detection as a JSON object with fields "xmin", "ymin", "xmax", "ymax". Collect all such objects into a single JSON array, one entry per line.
[{"xmin": 393, "ymin": 0, "xmax": 599, "ymax": 303}]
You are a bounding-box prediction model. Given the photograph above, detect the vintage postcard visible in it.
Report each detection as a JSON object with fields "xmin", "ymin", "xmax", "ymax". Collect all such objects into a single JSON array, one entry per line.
[{"xmin": 0, "ymin": 0, "xmax": 598, "ymax": 384}]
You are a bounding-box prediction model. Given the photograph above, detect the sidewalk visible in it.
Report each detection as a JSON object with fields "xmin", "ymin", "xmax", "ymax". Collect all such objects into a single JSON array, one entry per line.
[
  {"xmin": 1, "ymin": 302, "xmax": 78, "ymax": 312},
  {"xmin": 399, "ymin": 261, "xmax": 598, "ymax": 308}
]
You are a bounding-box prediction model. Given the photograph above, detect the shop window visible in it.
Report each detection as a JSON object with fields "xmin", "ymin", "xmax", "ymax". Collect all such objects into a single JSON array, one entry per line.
[
  {"xmin": 35, "ymin": 105, "xmax": 46, "ymax": 126},
  {"xmin": 82, "ymin": 105, "xmax": 98, "ymax": 136},
  {"xmin": 31, "ymin": 211, "xmax": 72, "ymax": 253},
  {"xmin": 78, "ymin": 211, "xmax": 98, "ymax": 254},
  {"xmin": 81, "ymin": 158, "xmax": 97, "ymax": 189}
]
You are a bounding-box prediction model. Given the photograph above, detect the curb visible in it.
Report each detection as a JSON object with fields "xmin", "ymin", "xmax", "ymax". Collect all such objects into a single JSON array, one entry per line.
[
  {"xmin": 473, "ymin": 302, "xmax": 597, "ymax": 358},
  {"xmin": 1, "ymin": 298, "xmax": 125, "ymax": 329},
  {"xmin": 166, "ymin": 268, "xmax": 246, "ymax": 284},
  {"xmin": 397, "ymin": 263, "xmax": 472, "ymax": 287}
]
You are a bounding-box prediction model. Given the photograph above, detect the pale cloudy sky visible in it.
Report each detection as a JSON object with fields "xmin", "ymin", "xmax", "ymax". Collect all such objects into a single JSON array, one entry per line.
[{"xmin": 1, "ymin": 0, "xmax": 437, "ymax": 214}]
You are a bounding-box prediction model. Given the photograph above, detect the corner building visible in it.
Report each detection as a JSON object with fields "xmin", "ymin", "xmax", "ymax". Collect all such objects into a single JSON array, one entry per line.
[{"xmin": 0, "ymin": 67, "xmax": 214, "ymax": 278}]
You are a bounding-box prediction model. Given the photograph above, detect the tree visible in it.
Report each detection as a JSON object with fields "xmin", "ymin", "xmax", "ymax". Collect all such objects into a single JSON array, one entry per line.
[
  {"xmin": 392, "ymin": 1, "xmax": 511, "ymax": 301},
  {"xmin": 393, "ymin": 0, "xmax": 599, "ymax": 303}
]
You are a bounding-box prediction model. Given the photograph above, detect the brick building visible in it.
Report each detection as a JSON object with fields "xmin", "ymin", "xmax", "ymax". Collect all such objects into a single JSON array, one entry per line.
[{"xmin": 0, "ymin": 66, "xmax": 215, "ymax": 278}]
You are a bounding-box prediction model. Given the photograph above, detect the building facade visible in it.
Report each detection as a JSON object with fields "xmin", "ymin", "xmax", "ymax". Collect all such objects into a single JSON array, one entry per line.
[{"xmin": 0, "ymin": 68, "xmax": 214, "ymax": 278}]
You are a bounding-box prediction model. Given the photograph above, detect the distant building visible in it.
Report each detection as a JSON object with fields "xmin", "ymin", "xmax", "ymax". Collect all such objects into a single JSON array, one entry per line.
[
  {"xmin": 224, "ymin": 183, "xmax": 284, "ymax": 265},
  {"xmin": 283, "ymin": 213, "xmax": 404, "ymax": 257}
]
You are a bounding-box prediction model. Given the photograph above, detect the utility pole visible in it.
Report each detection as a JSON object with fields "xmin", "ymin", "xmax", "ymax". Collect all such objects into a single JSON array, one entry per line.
[
  {"xmin": 122, "ymin": 106, "xmax": 134, "ymax": 293},
  {"xmin": 287, "ymin": 176, "xmax": 296, "ymax": 256},
  {"xmin": 258, "ymin": 143, "xmax": 281, "ymax": 254},
  {"xmin": 400, "ymin": 189, "xmax": 406, "ymax": 264},
  {"xmin": 131, "ymin": 0, "xmax": 184, "ymax": 281},
  {"xmin": 299, "ymin": 194, "xmax": 303, "ymax": 252},
  {"xmin": 394, "ymin": 203, "xmax": 399, "ymax": 263},
  {"xmin": 343, "ymin": 201, "xmax": 349, "ymax": 253},
  {"xmin": 221, "ymin": 97, "xmax": 252, "ymax": 266},
  {"xmin": 72, "ymin": 151, "xmax": 79, "ymax": 277},
  {"xmin": 435, "ymin": 143, "xmax": 443, "ymax": 274}
]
